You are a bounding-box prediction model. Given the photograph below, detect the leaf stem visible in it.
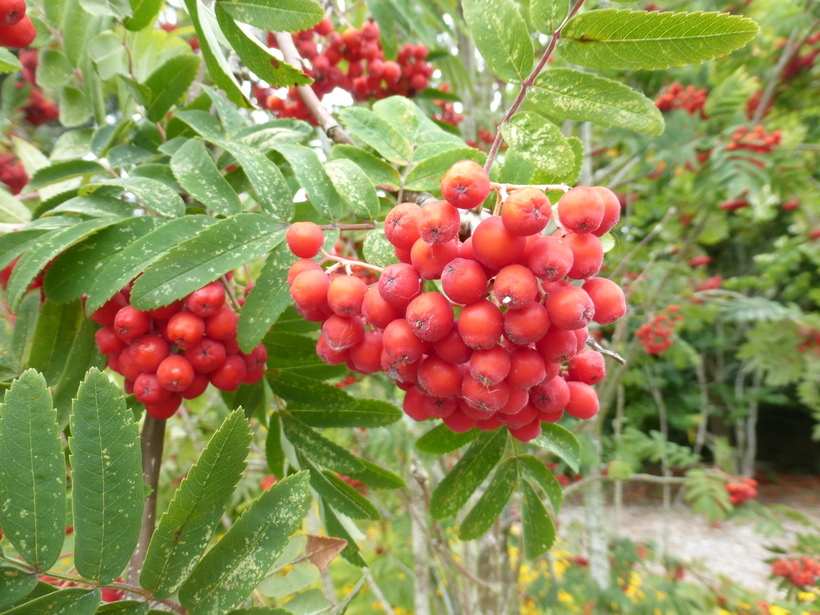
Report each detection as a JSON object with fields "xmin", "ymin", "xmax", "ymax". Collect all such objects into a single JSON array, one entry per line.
[
  {"xmin": 319, "ymin": 248, "xmax": 384, "ymax": 273},
  {"xmin": 482, "ymin": 0, "xmax": 587, "ymax": 175}
]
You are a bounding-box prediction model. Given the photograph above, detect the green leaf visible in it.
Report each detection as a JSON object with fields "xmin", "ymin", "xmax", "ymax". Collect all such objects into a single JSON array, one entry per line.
[
  {"xmin": 70, "ymin": 368, "xmax": 142, "ymax": 583},
  {"xmin": 531, "ymin": 422, "xmax": 581, "ymax": 473},
  {"xmin": 557, "ymin": 9, "xmax": 760, "ymax": 71},
  {"xmin": 272, "ymin": 145, "xmax": 342, "ymax": 222},
  {"xmin": 267, "ymin": 371, "xmax": 355, "ymax": 413},
  {"xmin": 52, "ymin": 317, "xmax": 104, "ymax": 428},
  {"xmin": 85, "ymin": 215, "xmax": 213, "ymax": 314},
  {"xmin": 215, "ymin": 0, "xmax": 323, "ymax": 33},
  {"xmin": 281, "ymin": 413, "xmax": 364, "ymax": 474},
  {"xmin": 95, "ymin": 601, "xmax": 150, "ymax": 614},
  {"xmin": 527, "ymin": 68, "xmax": 664, "ymax": 136},
  {"xmin": 459, "ymin": 458, "xmax": 518, "ymax": 540},
  {"xmin": 301, "ymin": 457, "xmax": 379, "ymax": 521},
  {"xmin": 178, "ymin": 472, "xmax": 311, "ymax": 615},
  {"xmin": 237, "ymin": 246, "xmax": 292, "ymax": 352},
  {"xmin": 2, "ymin": 588, "xmax": 101, "ymax": 615},
  {"xmin": 26, "ymin": 300, "xmax": 83, "ymax": 383},
  {"xmin": 324, "ymin": 159, "xmax": 380, "ymax": 221},
  {"xmin": 520, "ymin": 480, "xmax": 555, "ymax": 558},
  {"xmin": 416, "ymin": 424, "xmax": 479, "ymax": 454},
  {"xmin": 285, "ymin": 399, "xmax": 402, "ymax": 428},
  {"xmin": 404, "ymin": 148, "xmax": 486, "ymax": 191},
  {"xmin": 229, "ymin": 609, "xmax": 293, "ymax": 615},
  {"xmin": 8, "ymin": 218, "xmax": 123, "ymax": 312},
  {"xmin": 25, "ymin": 160, "xmax": 108, "ymax": 192},
  {"xmin": 46, "ymin": 195, "xmax": 134, "ymax": 219},
  {"xmin": 331, "ymin": 145, "xmax": 401, "ymax": 191},
  {"xmin": 125, "ymin": 0, "xmax": 163, "ymax": 30},
  {"xmin": 372, "ymin": 96, "xmax": 420, "ymax": 142},
  {"xmin": 171, "ymin": 140, "xmax": 242, "ymax": 216},
  {"xmin": 517, "ymin": 454, "xmax": 563, "ymax": 513},
  {"xmin": 429, "ymin": 429, "xmax": 507, "ymax": 519},
  {"xmin": 362, "ymin": 226, "xmax": 399, "ymax": 269},
  {"xmin": 0, "ymin": 188, "xmax": 32, "ymax": 224},
  {"xmin": 0, "ymin": 370, "xmax": 66, "ymax": 571},
  {"xmin": 81, "ymin": 177, "xmax": 185, "ymax": 218},
  {"xmin": 144, "ymin": 54, "xmax": 201, "ymax": 122},
  {"xmin": 338, "ymin": 108, "xmax": 412, "ymax": 165},
  {"xmin": 141, "ymin": 410, "xmax": 253, "ymax": 599},
  {"xmin": 530, "ymin": 0, "xmax": 568, "ymax": 33},
  {"xmin": 36, "ymin": 49, "xmax": 74, "ymax": 88},
  {"xmin": 216, "ymin": 140, "xmax": 293, "ymax": 220},
  {"xmin": 347, "ymin": 459, "xmax": 406, "ymax": 490},
  {"xmin": 0, "ymin": 567, "xmax": 38, "ymax": 609},
  {"xmin": 0, "ymin": 48, "xmax": 22, "ymax": 74},
  {"xmin": 79, "ymin": 0, "xmax": 131, "ymax": 19},
  {"xmin": 500, "ymin": 112, "xmax": 575, "ymax": 177},
  {"xmin": 322, "ymin": 504, "xmax": 366, "ymax": 567},
  {"xmin": 215, "ymin": 6, "xmax": 311, "ymax": 88},
  {"xmin": 59, "ymin": 87, "xmax": 93, "ymax": 128},
  {"xmin": 462, "ymin": 0, "xmax": 533, "ymax": 84},
  {"xmin": 44, "ymin": 217, "xmax": 163, "ymax": 304},
  {"xmin": 130, "ymin": 214, "xmax": 283, "ymax": 309},
  {"xmin": 183, "ymin": 0, "xmax": 247, "ymax": 107},
  {"xmin": 10, "ymin": 293, "xmax": 40, "ymax": 373},
  {"xmin": 88, "ymin": 32, "xmax": 129, "ymax": 80},
  {"xmin": 266, "ymin": 412, "xmax": 286, "ymax": 479}
]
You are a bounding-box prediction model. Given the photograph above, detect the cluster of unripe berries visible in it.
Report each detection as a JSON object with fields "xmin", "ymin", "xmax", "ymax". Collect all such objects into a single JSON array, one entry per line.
[
  {"xmin": 725, "ymin": 476, "xmax": 758, "ymax": 506},
  {"xmin": 286, "ymin": 160, "xmax": 627, "ymax": 442},
  {"xmin": 654, "ymin": 82, "xmax": 708, "ymax": 117},
  {"xmin": 771, "ymin": 556, "xmax": 820, "ymax": 588},
  {"xmin": 635, "ymin": 306, "xmax": 682, "ymax": 355},
  {"xmin": 0, "ymin": 152, "xmax": 27, "ymax": 195},
  {"xmin": 256, "ymin": 19, "xmax": 433, "ymax": 120},
  {"xmin": 90, "ymin": 281, "xmax": 267, "ymax": 420},
  {"xmin": 0, "ymin": 0, "xmax": 35, "ymax": 48}
]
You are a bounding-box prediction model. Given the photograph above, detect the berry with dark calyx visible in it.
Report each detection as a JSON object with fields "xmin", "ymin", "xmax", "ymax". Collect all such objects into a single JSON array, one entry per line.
[
  {"xmin": 243, "ymin": 343, "xmax": 268, "ymax": 371},
  {"xmin": 566, "ymin": 349, "xmax": 606, "ymax": 385},
  {"xmin": 417, "ymin": 356, "xmax": 463, "ymax": 398},
  {"xmin": 501, "ymin": 188, "xmax": 551, "ymax": 236},
  {"xmin": 113, "ymin": 306, "xmax": 152, "ymax": 343},
  {"xmin": 440, "ymin": 160, "xmax": 491, "ymax": 210},
  {"xmin": 290, "ymin": 269, "xmax": 330, "ymax": 309},
  {"xmin": 134, "ymin": 373, "xmax": 172, "ymax": 404},
  {"xmin": 129, "ymin": 334, "xmax": 170, "ymax": 372},
  {"xmin": 417, "ymin": 200, "xmax": 461, "ymax": 245},
  {"xmin": 286, "ymin": 221, "xmax": 325, "ymax": 258},
  {"xmin": 591, "ymin": 186, "xmax": 621, "ymax": 237},
  {"xmin": 405, "ymin": 292, "xmax": 454, "ymax": 342},
  {"xmin": 557, "ymin": 187, "xmax": 605, "ymax": 235},
  {"xmin": 441, "ymin": 258, "xmax": 488, "ymax": 305},
  {"xmin": 535, "ymin": 328, "xmax": 579, "ymax": 363},
  {"xmin": 458, "ymin": 300, "xmax": 503, "ymax": 349},
  {"xmin": 384, "ymin": 203, "xmax": 422, "ymax": 250},
  {"xmin": 503, "ymin": 302, "xmax": 550, "ymax": 346},
  {"xmin": 184, "ymin": 338, "xmax": 227, "ymax": 373},
  {"xmin": 382, "ymin": 350, "xmax": 419, "ymax": 387},
  {"xmin": 204, "ymin": 305, "xmax": 239, "ymax": 340},
  {"xmin": 564, "ymin": 381, "xmax": 600, "ymax": 419},
  {"xmin": 322, "ymin": 315, "xmax": 365, "ymax": 351},
  {"xmin": 506, "ymin": 347, "xmax": 546, "ymax": 389},
  {"xmin": 402, "ymin": 387, "xmax": 433, "ymax": 422},
  {"xmin": 145, "ymin": 393, "xmax": 183, "ymax": 420},
  {"xmin": 166, "ymin": 312, "xmax": 205, "ymax": 349},
  {"xmin": 545, "ymin": 285, "xmax": 595, "ymax": 331},
  {"xmin": 327, "ymin": 275, "xmax": 368, "ymax": 317},
  {"xmin": 469, "ymin": 345, "xmax": 511, "ymax": 386},
  {"xmin": 383, "ymin": 318, "xmax": 427, "ymax": 364},
  {"xmin": 378, "ymin": 263, "xmax": 422, "ymax": 309},
  {"xmin": 471, "ymin": 216, "xmax": 526, "ymax": 270},
  {"xmin": 157, "ymin": 355, "xmax": 196, "ymax": 392},
  {"xmin": 527, "ymin": 236, "xmax": 574, "ymax": 282},
  {"xmin": 209, "ymin": 355, "xmax": 247, "ymax": 392},
  {"xmin": 462, "ymin": 375, "xmax": 509, "ymax": 413},
  {"xmin": 410, "ymin": 237, "xmax": 459, "ymax": 280},
  {"xmin": 493, "ymin": 264, "xmax": 538, "ymax": 309},
  {"xmin": 0, "ymin": 15, "xmax": 35, "ymax": 48},
  {"xmin": 186, "ymin": 281, "xmax": 226, "ymax": 317},
  {"xmin": 582, "ymin": 277, "xmax": 627, "ymax": 325},
  {"xmin": 530, "ymin": 376, "xmax": 570, "ymax": 413},
  {"xmin": 0, "ymin": 0, "xmax": 26, "ymax": 26}
]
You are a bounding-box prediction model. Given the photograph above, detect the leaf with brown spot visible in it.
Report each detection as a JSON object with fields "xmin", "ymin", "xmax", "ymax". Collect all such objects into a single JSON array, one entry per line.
[{"xmin": 305, "ymin": 535, "xmax": 347, "ymax": 573}]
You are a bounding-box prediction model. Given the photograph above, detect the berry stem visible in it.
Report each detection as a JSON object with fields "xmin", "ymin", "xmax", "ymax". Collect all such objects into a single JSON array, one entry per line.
[
  {"xmin": 273, "ymin": 32, "xmax": 355, "ymax": 146},
  {"xmin": 490, "ymin": 181, "xmax": 571, "ymax": 193},
  {"xmin": 316, "ymin": 222, "xmax": 377, "ymax": 231},
  {"xmin": 482, "ymin": 0, "xmax": 587, "ymax": 174},
  {"xmin": 221, "ymin": 276, "xmax": 242, "ymax": 311},
  {"xmin": 319, "ymin": 248, "xmax": 385, "ymax": 273}
]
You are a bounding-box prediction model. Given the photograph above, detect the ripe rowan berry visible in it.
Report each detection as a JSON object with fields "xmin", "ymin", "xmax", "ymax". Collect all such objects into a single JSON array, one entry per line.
[
  {"xmin": 0, "ymin": 0, "xmax": 26, "ymax": 26},
  {"xmin": 90, "ymin": 292, "xmax": 128, "ymax": 326},
  {"xmin": 290, "ymin": 269, "xmax": 330, "ymax": 309},
  {"xmin": 501, "ymin": 188, "xmax": 551, "ymax": 236},
  {"xmin": 582, "ymin": 277, "xmax": 627, "ymax": 325},
  {"xmin": 591, "ymin": 186, "xmax": 621, "ymax": 237},
  {"xmin": 462, "ymin": 375, "xmax": 509, "ymax": 413},
  {"xmin": 506, "ymin": 347, "xmax": 546, "ymax": 389},
  {"xmin": 402, "ymin": 387, "xmax": 433, "ymax": 421},
  {"xmin": 498, "ymin": 403, "xmax": 538, "ymax": 430},
  {"xmin": 530, "ymin": 376, "xmax": 570, "ymax": 413},
  {"xmin": 432, "ymin": 322, "xmax": 473, "ymax": 364},
  {"xmin": 145, "ymin": 393, "xmax": 183, "ymax": 420},
  {"xmin": 95, "ymin": 326, "xmax": 127, "ymax": 356},
  {"xmin": 321, "ymin": 315, "xmax": 365, "ymax": 351},
  {"xmin": 497, "ymin": 386, "xmax": 529, "ymax": 415},
  {"xmin": 503, "ymin": 302, "xmax": 550, "ymax": 346},
  {"xmin": 557, "ymin": 187, "xmax": 605, "ymax": 234},
  {"xmin": 348, "ymin": 332, "xmax": 383, "ymax": 375},
  {"xmin": 562, "ymin": 232, "xmax": 604, "ymax": 279},
  {"xmin": 440, "ymin": 160, "xmax": 491, "ymax": 210},
  {"xmin": 157, "ymin": 355, "xmax": 195, "ymax": 392},
  {"xmin": 405, "ymin": 292, "xmax": 454, "ymax": 342},
  {"xmin": 442, "ymin": 406, "xmax": 478, "ymax": 432},
  {"xmin": 441, "ymin": 258, "xmax": 488, "ymax": 305},
  {"xmin": 384, "ymin": 203, "xmax": 422, "ymax": 250},
  {"xmin": 383, "ymin": 318, "xmax": 426, "ymax": 364},
  {"xmin": 165, "ymin": 312, "xmax": 205, "ymax": 349},
  {"xmin": 458, "ymin": 300, "xmax": 503, "ymax": 349},
  {"xmin": 286, "ymin": 221, "xmax": 325, "ymax": 258},
  {"xmin": 527, "ymin": 236, "xmax": 574, "ymax": 282},
  {"xmin": 417, "ymin": 200, "xmax": 461, "ymax": 245},
  {"xmin": 508, "ymin": 419, "xmax": 542, "ymax": 442},
  {"xmin": 147, "ymin": 299, "xmax": 184, "ymax": 321},
  {"xmin": 378, "ymin": 263, "xmax": 422, "ymax": 308},
  {"xmin": 361, "ymin": 284, "xmax": 403, "ymax": 328},
  {"xmin": 317, "ymin": 334, "xmax": 350, "ymax": 366},
  {"xmin": 471, "ymin": 216, "xmax": 526, "ymax": 270},
  {"xmin": 113, "ymin": 306, "xmax": 152, "ymax": 343},
  {"xmin": 287, "ymin": 258, "xmax": 323, "ymax": 286},
  {"xmin": 134, "ymin": 372, "xmax": 172, "ymax": 404},
  {"xmin": 129, "ymin": 334, "xmax": 170, "ymax": 372},
  {"xmin": 410, "ymin": 237, "xmax": 459, "ymax": 280},
  {"xmin": 186, "ymin": 281, "xmax": 226, "ymax": 317},
  {"xmin": 204, "ymin": 305, "xmax": 239, "ymax": 340},
  {"xmin": 493, "ymin": 264, "xmax": 538, "ymax": 309},
  {"xmin": 181, "ymin": 373, "xmax": 210, "ymax": 399},
  {"xmin": 565, "ymin": 381, "xmax": 600, "ymax": 419},
  {"xmin": 417, "ymin": 356, "xmax": 463, "ymax": 398},
  {"xmin": 545, "ymin": 285, "xmax": 595, "ymax": 330},
  {"xmin": 184, "ymin": 338, "xmax": 227, "ymax": 373},
  {"xmin": 0, "ymin": 14, "xmax": 35, "ymax": 48},
  {"xmin": 117, "ymin": 347, "xmax": 143, "ymax": 381},
  {"xmin": 535, "ymin": 328, "xmax": 579, "ymax": 363},
  {"xmin": 566, "ymin": 349, "xmax": 606, "ymax": 385},
  {"xmin": 209, "ymin": 355, "xmax": 247, "ymax": 392},
  {"xmin": 469, "ymin": 345, "xmax": 511, "ymax": 386}
]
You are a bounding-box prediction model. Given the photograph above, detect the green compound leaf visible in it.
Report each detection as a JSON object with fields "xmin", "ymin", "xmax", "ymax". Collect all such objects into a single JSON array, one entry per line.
[
  {"xmin": 80, "ymin": 177, "xmax": 186, "ymax": 218},
  {"xmin": 281, "ymin": 413, "xmax": 364, "ymax": 475},
  {"xmin": 415, "ymin": 424, "xmax": 479, "ymax": 454},
  {"xmin": 70, "ymin": 368, "xmax": 142, "ymax": 584},
  {"xmin": 2, "ymin": 588, "xmax": 101, "ymax": 615},
  {"xmin": 322, "ymin": 502, "xmax": 367, "ymax": 567},
  {"xmin": 125, "ymin": 0, "xmax": 163, "ymax": 30},
  {"xmin": 338, "ymin": 108, "xmax": 412, "ymax": 166},
  {"xmin": 178, "ymin": 472, "xmax": 311, "ymax": 615},
  {"xmin": 362, "ymin": 226, "xmax": 400, "ymax": 269},
  {"xmin": 557, "ymin": 9, "xmax": 760, "ymax": 71},
  {"xmin": 0, "ymin": 47, "xmax": 22, "ymax": 74},
  {"xmin": 171, "ymin": 139, "xmax": 242, "ymax": 216},
  {"xmin": 346, "ymin": 459, "xmax": 406, "ymax": 490},
  {"xmin": 527, "ymin": 68, "xmax": 664, "ymax": 136},
  {"xmin": 500, "ymin": 112, "xmax": 575, "ymax": 177},
  {"xmin": 520, "ymin": 480, "xmax": 556, "ymax": 559},
  {"xmin": 284, "ymin": 399, "xmax": 402, "ymax": 429},
  {"xmin": 530, "ymin": 0, "xmax": 568, "ymax": 33},
  {"xmin": 215, "ymin": 0, "xmax": 323, "ymax": 33},
  {"xmin": 0, "ymin": 567, "xmax": 38, "ymax": 609},
  {"xmin": 95, "ymin": 600, "xmax": 150, "ymax": 614},
  {"xmin": 463, "ymin": 0, "xmax": 533, "ymax": 84},
  {"xmin": 517, "ymin": 454, "xmax": 563, "ymax": 513},
  {"xmin": 404, "ymin": 147, "xmax": 486, "ymax": 191},
  {"xmin": 237, "ymin": 244, "xmax": 292, "ymax": 353},
  {"xmin": 141, "ymin": 410, "xmax": 252, "ymax": 599},
  {"xmin": 272, "ymin": 144, "xmax": 343, "ymax": 222},
  {"xmin": 301, "ymin": 457, "xmax": 379, "ymax": 521},
  {"xmin": 531, "ymin": 422, "xmax": 581, "ymax": 473},
  {"xmin": 266, "ymin": 371, "xmax": 356, "ymax": 413},
  {"xmin": 331, "ymin": 145, "xmax": 401, "ymax": 192},
  {"xmin": 324, "ymin": 159, "xmax": 380, "ymax": 221},
  {"xmin": 0, "ymin": 370, "xmax": 66, "ymax": 571},
  {"xmin": 266, "ymin": 412, "xmax": 286, "ymax": 479},
  {"xmin": 24, "ymin": 159, "xmax": 107, "ymax": 192},
  {"xmin": 84, "ymin": 215, "xmax": 213, "ymax": 314},
  {"xmin": 459, "ymin": 458, "xmax": 518, "ymax": 540},
  {"xmin": 129, "ymin": 214, "xmax": 284, "ymax": 310},
  {"xmin": 144, "ymin": 54, "xmax": 201, "ymax": 122},
  {"xmin": 429, "ymin": 429, "xmax": 507, "ymax": 519}
]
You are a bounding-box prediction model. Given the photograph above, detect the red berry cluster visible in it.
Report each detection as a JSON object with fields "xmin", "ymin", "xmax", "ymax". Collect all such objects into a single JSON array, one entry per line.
[
  {"xmin": 725, "ymin": 477, "xmax": 758, "ymax": 505},
  {"xmin": 695, "ymin": 275, "xmax": 722, "ymax": 292},
  {"xmin": 771, "ymin": 556, "xmax": 820, "ymax": 588},
  {"xmin": 688, "ymin": 255, "xmax": 712, "ymax": 268},
  {"xmin": 0, "ymin": 0, "xmax": 35, "ymax": 48},
  {"xmin": 726, "ymin": 125, "xmax": 782, "ymax": 166},
  {"xmin": 781, "ymin": 32, "xmax": 820, "ymax": 81},
  {"xmin": 287, "ymin": 161, "xmax": 627, "ymax": 443},
  {"xmin": 635, "ymin": 306, "xmax": 682, "ymax": 355},
  {"xmin": 91, "ymin": 282, "xmax": 267, "ymax": 420},
  {"xmin": 745, "ymin": 88, "xmax": 774, "ymax": 120},
  {"xmin": 432, "ymin": 84, "xmax": 463, "ymax": 127},
  {"xmin": 719, "ymin": 197, "xmax": 749, "ymax": 212},
  {"xmin": 654, "ymin": 82, "xmax": 708, "ymax": 117},
  {"xmin": 797, "ymin": 327, "xmax": 820, "ymax": 355},
  {"xmin": 257, "ymin": 19, "xmax": 433, "ymax": 120},
  {"xmin": 0, "ymin": 152, "xmax": 27, "ymax": 194}
]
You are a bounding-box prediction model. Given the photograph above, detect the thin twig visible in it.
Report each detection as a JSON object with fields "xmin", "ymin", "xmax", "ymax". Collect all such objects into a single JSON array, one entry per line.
[
  {"xmin": 319, "ymin": 248, "xmax": 384, "ymax": 272},
  {"xmin": 609, "ymin": 207, "xmax": 677, "ymax": 280},
  {"xmin": 586, "ymin": 338, "xmax": 626, "ymax": 365},
  {"xmin": 489, "ymin": 181, "xmax": 571, "ymax": 193}
]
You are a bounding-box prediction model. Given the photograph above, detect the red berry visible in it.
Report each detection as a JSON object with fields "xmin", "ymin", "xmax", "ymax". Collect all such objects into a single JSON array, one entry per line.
[
  {"xmin": 383, "ymin": 318, "xmax": 426, "ymax": 364},
  {"xmin": 469, "ymin": 345, "xmax": 511, "ymax": 386},
  {"xmin": 290, "ymin": 269, "xmax": 330, "ymax": 310},
  {"xmin": 503, "ymin": 302, "xmax": 550, "ymax": 346},
  {"xmin": 327, "ymin": 275, "xmax": 368, "ymax": 317},
  {"xmin": 566, "ymin": 349, "xmax": 606, "ymax": 385},
  {"xmin": 462, "ymin": 375, "xmax": 509, "ymax": 413},
  {"xmin": 591, "ymin": 186, "xmax": 621, "ymax": 237},
  {"xmin": 184, "ymin": 338, "xmax": 227, "ymax": 373},
  {"xmin": 181, "ymin": 373, "xmax": 210, "ymax": 399},
  {"xmin": 441, "ymin": 257, "xmax": 488, "ymax": 305},
  {"xmin": 361, "ymin": 284, "xmax": 403, "ymax": 329},
  {"xmin": 471, "ymin": 216, "xmax": 526, "ymax": 271},
  {"xmin": 501, "ymin": 188, "xmax": 551, "ymax": 236},
  {"xmin": 287, "ymin": 258, "xmax": 322, "ymax": 286},
  {"xmin": 378, "ymin": 263, "xmax": 422, "ymax": 309},
  {"xmin": 409, "ymin": 237, "xmax": 459, "ymax": 280},
  {"xmin": 321, "ymin": 315, "xmax": 365, "ymax": 351},
  {"xmin": 90, "ymin": 292, "xmax": 128, "ymax": 326},
  {"xmin": 440, "ymin": 160, "xmax": 491, "ymax": 210},
  {"xmin": 165, "ymin": 312, "xmax": 205, "ymax": 349},
  {"xmin": 405, "ymin": 292, "xmax": 454, "ymax": 343},
  {"xmin": 243, "ymin": 343, "xmax": 268, "ymax": 371},
  {"xmin": 204, "ymin": 305, "xmax": 238, "ymax": 340},
  {"xmin": 286, "ymin": 221, "xmax": 325, "ymax": 258},
  {"xmin": 493, "ymin": 264, "xmax": 538, "ymax": 309},
  {"xmin": 417, "ymin": 356, "xmax": 463, "ymax": 398},
  {"xmin": 545, "ymin": 285, "xmax": 595, "ymax": 331},
  {"xmin": 185, "ymin": 282, "xmax": 226, "ymax": 317},
  {"xmin": 134, "ymin": 372, "xmax": 172, "ymax": 404},
  {"xmin": 432, "ymin": 321, "xmax": 473, "ymax": 364},
  {"xmin": 0, "ymin": 15, "xmax": 35, "ymax": 48},
  {"xmin": 384, "ymin": 203, "xmax": 422, "ymax": 251},
  {"xmin": 417, "ymin": 200, "xmax": 461, "ymax": 245},
  {"xmin": 113, "ymin": 306, "xmax": 152, "ymax": 343},
  {"xmin": 562, "ymin": 232, "xmax": 604, "ymax": 279},
  {"xmin": 145, "ymin": 393, "xmax": 182, "ymax": 420},
  {"xmin": 157, "ymin": 355, "xmax": 195, "ymax": 392},
  {"xmin": 557, "ymin": 187, "xmax": 605, "ymax": 234},
  {"xmin": 527, "ymin": 236, "xmax": 574, "ymax": 282},
  {"xmin": 117, "ymin": 347, "xmax": 143, "ymax": 381},
  {"xmin": 458, "ymin": 300, "xmax": 503, "ymax": 349},
  {"xmin": 507, "ymin": 347, "xmax": 546, "ymax": 389},
  {"xmin": 582, "ymin": 277, "xmax": 626, "ymax": 325},
  {"xmin": 349, "ymin": 332, "xmax": 383, "ymax": 375},
  {"xmin": 209, "ymin": 355, "xmax": 247, "ymax": 392},
  {"xmin": 129, "ymin": 335, "xmax": 170, "ymax": 372},
  {"xmin": 147, "ymin": 300, "xmax": 184, "ymax": 321},
  {"xmin": 95, "ymin": 326, "xmax": 127, "ymax": 356},
  {"xmin": 442, "ymin": 406, "xmax": 478, "ymax": 432},
  {"xmin": 0, "ymin": 0, "xmax": 26, "ymax": 26},
  {"xmin": 564, "ymin": 381, "xmax": 599, "ymax": 419},
  {"xmin": 530, "ymin": 377, "xmax": 570, "ymax": 413},
  {"xmin": 535, "ymin": 328, "xmax": 579, "ymax": 363}
]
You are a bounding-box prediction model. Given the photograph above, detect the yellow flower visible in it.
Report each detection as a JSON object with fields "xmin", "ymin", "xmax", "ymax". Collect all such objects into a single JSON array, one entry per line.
[
  {"xmin": 798, "ymin": 592, "xmax": 817, "ymax": 602},
  {"xmin": 768, "ymin": 606, "xmax": 790, "ymax": 615},
  {"xmin": 558, "ymin": 590, "xmax": 575, "ymax": 605}
]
